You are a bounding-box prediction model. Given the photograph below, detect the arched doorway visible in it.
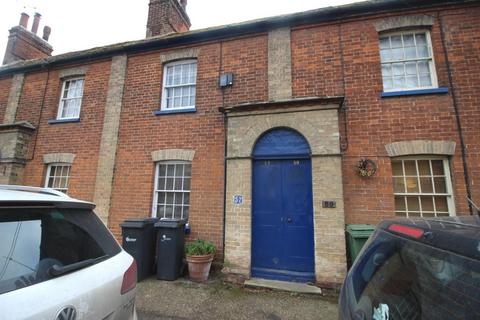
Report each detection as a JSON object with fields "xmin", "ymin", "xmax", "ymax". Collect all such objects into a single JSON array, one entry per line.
[{"xmin": 251, "ymin": 128, "xmax": 315, "ymax": 282}]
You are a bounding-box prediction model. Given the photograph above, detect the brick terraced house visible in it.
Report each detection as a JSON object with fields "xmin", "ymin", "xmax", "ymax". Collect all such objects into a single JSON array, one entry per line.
[{"xmin": 0, "ymin": 0, "xmax": 479, "ymax": 287}]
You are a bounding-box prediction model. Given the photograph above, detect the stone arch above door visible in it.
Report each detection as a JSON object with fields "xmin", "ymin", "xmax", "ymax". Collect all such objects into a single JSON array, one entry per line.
[{"xmin": 227, "ymin": 109, "xmax": 340, "ymax": 159}]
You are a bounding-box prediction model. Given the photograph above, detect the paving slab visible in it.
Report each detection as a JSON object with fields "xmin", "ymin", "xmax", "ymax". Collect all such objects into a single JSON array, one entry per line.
[{"xmin": 244, "ymin": 278, "xmax": 322, "ymax": 295}]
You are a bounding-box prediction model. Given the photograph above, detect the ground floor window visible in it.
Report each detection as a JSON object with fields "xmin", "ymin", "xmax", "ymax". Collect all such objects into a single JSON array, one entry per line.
[
  {"xmin": 153, "ymin": 161, "xmax": 191, "ymax": 220},
  {"xmin": 392, "ymin": 157, "xmax": 455, "ymax": 217},
  {"xmin": 45, "ymin": 164, "xmax": 71, "ymax": 193}
]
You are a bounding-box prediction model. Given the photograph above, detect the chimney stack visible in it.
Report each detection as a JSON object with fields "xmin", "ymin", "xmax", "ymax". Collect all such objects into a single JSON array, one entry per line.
[
  {"xmin": 31, "ymin": 13, "xmax": 41, "ymax": 34},
  {"xmin": 3, "ymin": 12, "xmax": 53, "ymax": 65},
  {"xmin": 43, "ymin": 26, "xmax": 51, "ymax": 41},
  {"xmin": 146, "ymin": 0, "xmax": 191, "ymax": 38},
  {"xmin": 19, "ymin": 13, "xmax": 29, "ymax": 28}
]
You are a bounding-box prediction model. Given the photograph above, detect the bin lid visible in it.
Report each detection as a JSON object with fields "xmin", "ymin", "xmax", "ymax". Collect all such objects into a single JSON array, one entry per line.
[
  {"xmin": 154, "ymin": 219, "xmax": 186, "ymax": 229},
  {"xmin": 346, "ymin": 224, "xmax": 376, "ymax": 236},
  {"xmin": 120, "ymin": 217, "xmax": 159, "ymax": 229}
]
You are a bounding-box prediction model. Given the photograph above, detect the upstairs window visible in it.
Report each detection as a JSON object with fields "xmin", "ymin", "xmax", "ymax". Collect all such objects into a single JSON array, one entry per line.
[
  {"xmin": 57, "ymin": 78, "xmax": 84, "ymax": 119},
  {"xmin": 379, "ymin": 31, "xmax": 437, "ymax": 91},
  {"xmin": 45, "ymin": 164, "xmax": 71, "ymax": 193},
  {"xmin": 161, "ymin": 60, "xmax": 197, "ymax": 111},
  {"xmin": 153, "ymin": 161, "xmax": 191, "ymax": 220},
  {"xmin": 392, "ymin": 158, "xmax": 455, "ymax": 217}
]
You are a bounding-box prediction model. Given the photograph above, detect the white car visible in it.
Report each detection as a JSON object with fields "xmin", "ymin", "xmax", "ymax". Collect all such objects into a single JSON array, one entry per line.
[{"xmin": 0, "ymin": 185, "xmax": 137, "ymax": 320}]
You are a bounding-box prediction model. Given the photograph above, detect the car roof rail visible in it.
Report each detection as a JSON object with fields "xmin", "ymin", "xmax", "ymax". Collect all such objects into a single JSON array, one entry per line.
[{"xmin": 0, "ymin": 185, "xmax": 71, "ymax": 198}]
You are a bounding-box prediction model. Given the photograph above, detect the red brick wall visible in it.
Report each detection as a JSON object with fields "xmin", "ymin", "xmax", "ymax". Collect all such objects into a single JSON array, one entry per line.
[
  {"xmin": 290, "ymin": 8, "xmax": 478, "ymax": 224},
  {"xmin": 108, "ymin": 43, "xmax": 224, "ymax": 254},
  {"xmin": 441, "ymin": 8, "xmax": 480, "ymax": 211},
  {"xmin": 0, "ymin": 76, "xmax": 12, "ymax": 121},
  {"xmin": 20, "ymin": 60, "xmax": 111, "ymax": 201},
  {"xmin": 221, "ymin": 35, "xmax": 268, "ymax": 106}
]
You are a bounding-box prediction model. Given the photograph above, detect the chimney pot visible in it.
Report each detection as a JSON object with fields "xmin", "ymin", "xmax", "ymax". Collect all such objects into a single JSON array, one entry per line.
[
  {"xmin": 31, "ymin": 12, "xmax": 41, "ymax": 34},
  {"xmin": 19, "ymin": 13, "xmax": 29, "ymax": 28},
  {"xmin": 180, "ymin": 0, "xmax": 187, "ymax": 10},
  {"xmin": 42, "ymin": 26, "xmax": 51, "ymax": 41}
]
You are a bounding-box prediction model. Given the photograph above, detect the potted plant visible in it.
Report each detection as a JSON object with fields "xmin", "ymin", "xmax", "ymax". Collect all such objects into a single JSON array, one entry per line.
[{"xmin": 185, "ymin": 239, "xmax": 216, "ymax": 282}]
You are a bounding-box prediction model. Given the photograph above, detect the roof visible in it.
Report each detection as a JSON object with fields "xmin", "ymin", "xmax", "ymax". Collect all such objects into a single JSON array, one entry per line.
[
  {"xmin": 1, "ymin": 0, "xmax": 478, "ymax": 76},
  {"xmin": 0, "ymin": 185, "xmax": 95, "ymax": 209}
]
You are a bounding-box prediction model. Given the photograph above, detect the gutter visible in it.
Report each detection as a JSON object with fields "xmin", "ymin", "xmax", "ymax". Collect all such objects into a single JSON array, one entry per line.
[{"xmin": 1, "ymin": 0, "xmax": 478, "ymax": 76}]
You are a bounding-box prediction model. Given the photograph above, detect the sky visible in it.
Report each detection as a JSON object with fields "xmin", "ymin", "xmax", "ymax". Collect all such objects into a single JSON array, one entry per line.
[{"xmin": 0, "ymin": 0, "xmax": 365, "ymax": 58}]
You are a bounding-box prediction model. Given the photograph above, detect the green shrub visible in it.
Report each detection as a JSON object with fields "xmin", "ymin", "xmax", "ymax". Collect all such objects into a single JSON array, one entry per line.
[{"xmin": 185, "ymin": 239, "xmax": 216, "ymax": 256}]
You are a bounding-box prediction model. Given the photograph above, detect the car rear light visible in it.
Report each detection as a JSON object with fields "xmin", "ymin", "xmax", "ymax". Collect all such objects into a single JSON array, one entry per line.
[
  {"xmin": 121, "ymin": 260, "xmax": 137, "ymax": 295},
  {"xmin": 388, "ymin": 224, "xmax": 424, "ymax": 239}
]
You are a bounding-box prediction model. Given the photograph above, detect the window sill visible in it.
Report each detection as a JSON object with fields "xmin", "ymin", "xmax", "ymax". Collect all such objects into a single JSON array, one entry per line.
[
  {"xmin": 381, "ymin": 87, "xmax": 449, "ymax": 98},
  {"xmin": 154, "ymin": 108, "xmax": 196, "ymax": 116},
  {"xmin": 48, "ymin": 118, "xmax": 80, "ymax": 124}
]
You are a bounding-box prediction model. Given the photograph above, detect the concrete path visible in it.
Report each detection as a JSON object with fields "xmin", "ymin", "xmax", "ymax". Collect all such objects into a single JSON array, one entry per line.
[{"xmin": 136, "ymin": 277, "xmax": 338, "ymax": 320}]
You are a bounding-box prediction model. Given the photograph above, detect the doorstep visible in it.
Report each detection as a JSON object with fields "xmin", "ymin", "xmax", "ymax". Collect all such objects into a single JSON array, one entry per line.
[{"xmin": 244, "ymin": 278, "xmax": 322, "ymax": 295}]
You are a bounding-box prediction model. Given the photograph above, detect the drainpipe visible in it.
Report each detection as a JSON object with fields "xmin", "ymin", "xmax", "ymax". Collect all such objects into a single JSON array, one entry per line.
[{"xmin": 438, "ymin": 13, "xmax": 474, "ymax": 215}]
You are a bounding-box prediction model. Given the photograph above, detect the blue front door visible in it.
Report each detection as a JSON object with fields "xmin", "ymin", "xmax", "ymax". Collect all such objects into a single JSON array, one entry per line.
[{"xmin": 252, "ymin": 158, "xmax": 315, "ymax": 282}]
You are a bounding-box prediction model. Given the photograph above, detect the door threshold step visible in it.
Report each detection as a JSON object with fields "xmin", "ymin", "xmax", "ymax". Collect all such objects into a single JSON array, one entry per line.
[{"xmin": 244, "ymin": 278, "xmax": 322, "ymax": 295}]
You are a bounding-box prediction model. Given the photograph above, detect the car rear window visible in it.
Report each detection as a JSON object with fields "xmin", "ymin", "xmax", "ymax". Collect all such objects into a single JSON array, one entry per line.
[
  {"xmin": 0, "ymin": 208, "xmax": 121, "ymax": 295},
  {"xmin": 348, "ymin": 229, "xmax": 480, "ymax": 320}
]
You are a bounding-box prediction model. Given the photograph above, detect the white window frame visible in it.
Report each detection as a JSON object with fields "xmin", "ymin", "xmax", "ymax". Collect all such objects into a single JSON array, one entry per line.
[
  {"xmin": 57, "ymin": 77, "xmax": 85, "ymax": 120},
  {"xmin": 392, "ymin": 156, "xmax": 455, "ymax": 217},
  {"xmin": 161, "ymin": 59, "xmax": 197, "ymax": 111},
  {"xmin": 152, "ymin": 161, "xmax": 191, "ymax": 220},
  {"xmin": 45, "ymin": 163, "xmax": 71, "ymax": 193},
  {"xmin": 379, "ymin": 29, "xmax": 438, "ymax": 92}
]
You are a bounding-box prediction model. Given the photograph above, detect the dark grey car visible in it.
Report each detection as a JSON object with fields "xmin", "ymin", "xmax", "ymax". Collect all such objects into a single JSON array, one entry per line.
[{"xmin": 339, "ymin": 216, "xmax": 480, "ymax": 320}]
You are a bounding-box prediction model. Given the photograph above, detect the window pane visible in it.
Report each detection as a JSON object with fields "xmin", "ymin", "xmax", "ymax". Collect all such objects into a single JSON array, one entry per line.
[
  {"xmin": 415, "ymin": 33, "xmax": 427, "ymax": 45},
  {"xmin": 166, "ymin": 165, "xmax": 175, "ymax": 176},
  {"xmin": 406, "ymin": 76, "xmax": 418, "ymax": 88},
  {"xmin": 183, "ymin": 178, "xmax": 191, "ymax": 191},
  {"xmin": 417, "ymin": 160, "xmax": 431, "ymax": 175},
  {"xmin": 404, "ymin": 161, "xmax": 417, "ymax": 175},
  {"xmin": 393, "ymin": 177, "xmax": 405, "ymax": 193},
  {"xmin": 420, "ymin": 177, "xmax": 433, "ymax": 193},
  {"xmin": 166, "ymin": 178, "xmax": 174, "ymax": 190},
  {"xmin": 395, "ymin": 196, "xmax": 406, "ymax": 211},
  {"xmin": 431, "ymin": 160, "xmax": 444, "ymax": 175},
  {"xmin": 434, "ymin": 177, "xmax": 447, "ymax": 193},
  {"xmin": 381, "ymin": 65, "xmax": 392, "ymax": 77},
  {"xmin": 407, "ymin": 196, "xmax": 420, "ymax": 211},
  {"xmin": 435, "ymin": 196, "xmax": 448, "ymax": 212},
  {"xmin": 392, "ymin": 48, "xmax": 404, "ymax": 60},
  {"xmin": 417, "ymin": 46, "xmax": 430, "ymax": 58},
  {"xmin": 420, "ymin": 196, "xmax": 434, "ymax": 212},
  {"xmin": 391, "ymin": 35, "xmax": 402, "ymax": 47},
  {"xmin": 174, "ymin": 193, "xmax": 183, "ymax": 205},
  {"xmin": 419, "ymin": 75, "xmax": 432, "ymax": 86},
  {"xmin": 406, "ymin": 177, "xmax": 419, "ymax": 193},
  {"xmin": 405, "ymin": 46, "xmax": 417, "ymax": 59},
  {"xmin": 379, "ymin": 37, "xmax": 390, "ymax": 49},
  {"xmin": 393, "ymin": 77, "xmax": 404, "ymax": 88},
  {"xmin": 403, "ymin": 34, "xmax": 415, "ymax": 46},
  {"xmin": 174, "ymin": 178, "xmax": 182, "ymax": 191},
  {"xmin": 184, "ymin": 193, "xmax": 190, "ymax": 205},
  {"xmin": 380, "ymin": 49, "xmax": 392, "ymax": 62},
  {"xmin": 418, "ymin": 61, "xmax": 430, "ymax": 74},
  {"xmin": 391, "ymin": 161, "xmax": 403, "ymax": 176},
  {"xmin": 157, "ymin": 192, "xmax": 166, "ymax": 205},
  {"xmin": 393, "ymin": 63, "xmax": 404, "ymax": 76},
  {"xmin": 184, "ymin": 165, "xmax": 191, "ymax": 177},
  {"xmin": 165, "ymin": 205, "xmax": 173, "ymax": 218},
  {"xmin": 405, "ymin": 62, "xmax": 417, "ymax": 75},
  {"xmin": 383, "ymin": 78, "xmax": 393, "ymax": 90}
]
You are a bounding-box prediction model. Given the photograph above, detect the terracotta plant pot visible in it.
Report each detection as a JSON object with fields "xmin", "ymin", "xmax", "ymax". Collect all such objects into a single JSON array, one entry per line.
[{"xmin": 186, "ymin": 254, "xmax": 214, "ymax": 282}]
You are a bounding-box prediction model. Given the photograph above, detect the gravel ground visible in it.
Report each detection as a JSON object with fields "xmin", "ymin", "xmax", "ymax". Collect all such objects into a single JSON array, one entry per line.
[{"xmin": 136, "ymin": 276, "xmax": 338, "ymax": 320}]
